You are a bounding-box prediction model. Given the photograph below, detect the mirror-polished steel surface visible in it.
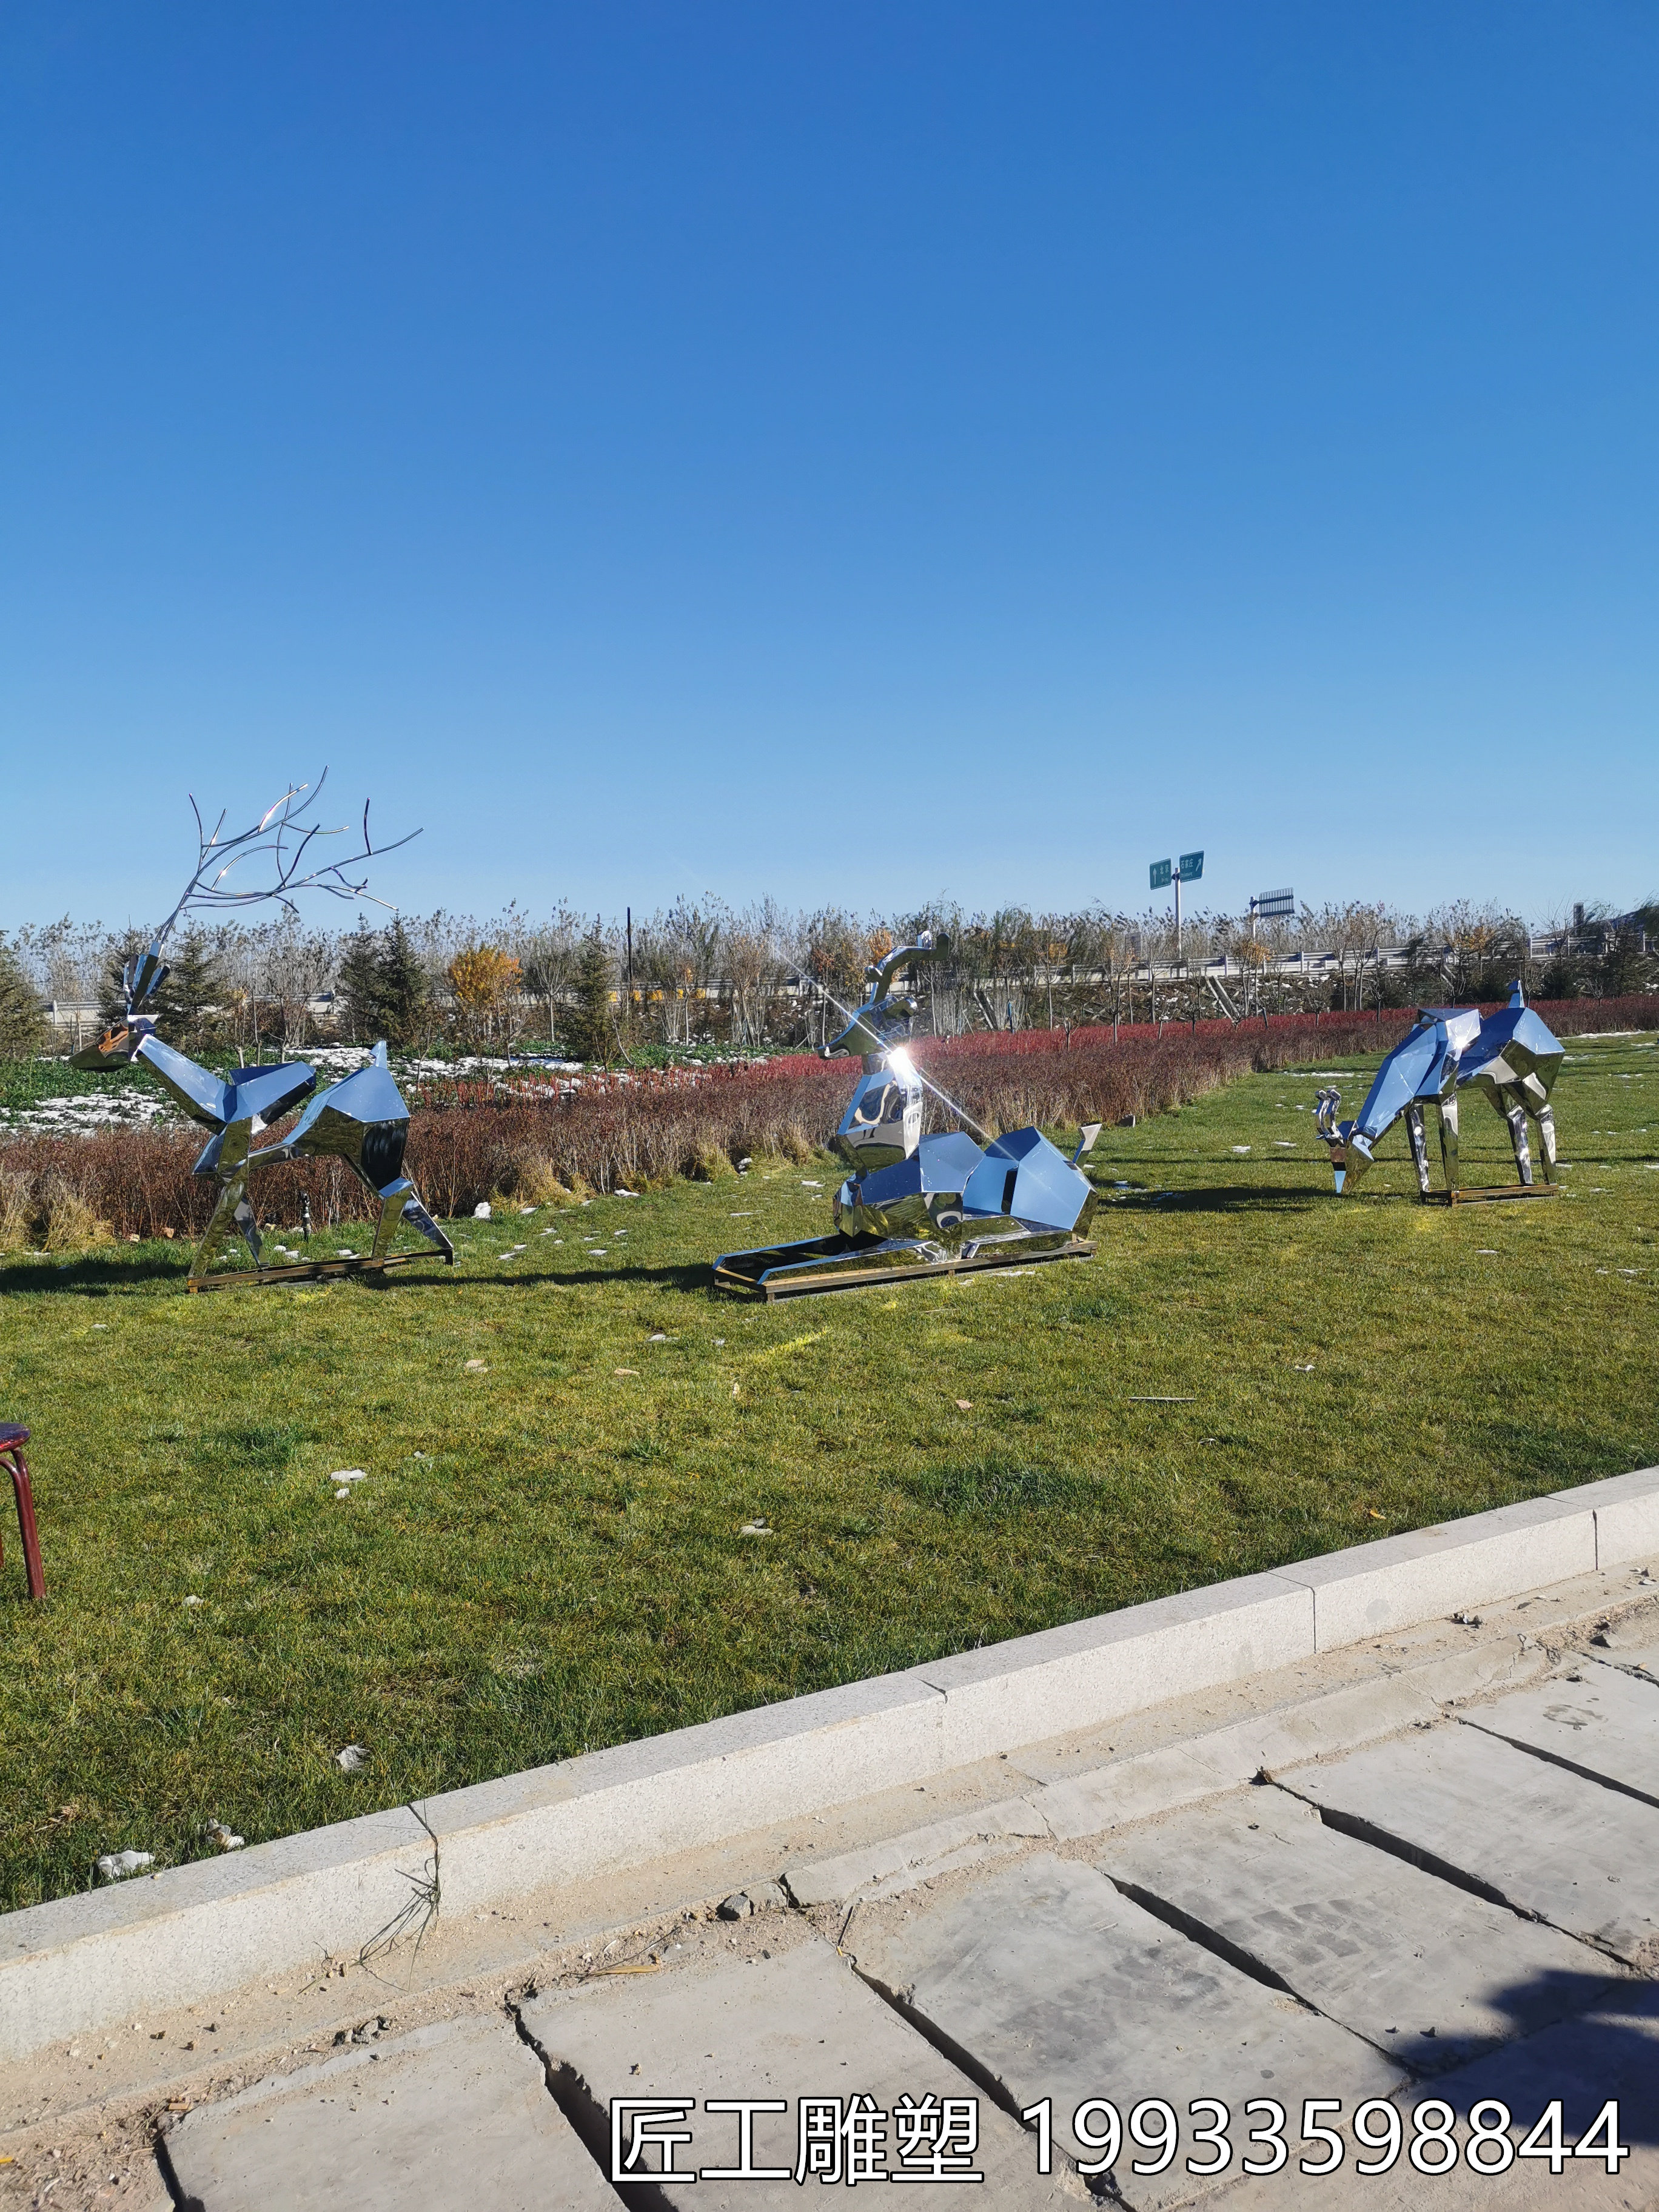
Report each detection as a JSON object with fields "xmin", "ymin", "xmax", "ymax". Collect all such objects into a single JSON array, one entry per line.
[
  {"xmin": 69, "ymin": 785, "xmax": 452, "ymax": 1288},
  {"xmin": 717, "ymin": 934, "xmax": 1100, "ymax": 1297},
  {"xmin": 1315, "ymin": 984, "xmax": 1564, "ymax": 1202}
]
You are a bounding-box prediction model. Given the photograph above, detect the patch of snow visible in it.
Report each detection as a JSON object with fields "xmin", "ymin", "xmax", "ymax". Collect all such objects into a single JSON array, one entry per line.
[
  {"xmin": 96, "ymin": 1851, "xmax": 155, "ymax": 1882},
  {"xmin": 3, "ymin": 1091, "xmax": 172, "ymax": 1132}
]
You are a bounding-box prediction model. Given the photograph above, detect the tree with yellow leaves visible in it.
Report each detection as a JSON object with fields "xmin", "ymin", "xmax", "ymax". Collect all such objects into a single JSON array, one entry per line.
[{"xmin": 447, "ymin": 943, "xmax": 521, "ymax": 1047}]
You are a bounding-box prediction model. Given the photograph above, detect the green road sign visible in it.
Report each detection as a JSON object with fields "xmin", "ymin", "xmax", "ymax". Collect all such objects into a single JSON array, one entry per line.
[
  {"xmin": 1149, "ymin": 859, "xmax": 1172, "ymax": 890},
  {"xmin": 1179, "ymin": 850, "xmax": 1204, "ymax": 881}
]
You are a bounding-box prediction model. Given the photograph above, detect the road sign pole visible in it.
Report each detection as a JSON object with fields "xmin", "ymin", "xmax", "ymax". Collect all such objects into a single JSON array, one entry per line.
[{"xmin": 1148, "ymin": 853, "xmax": 1197, "ymax": 972}]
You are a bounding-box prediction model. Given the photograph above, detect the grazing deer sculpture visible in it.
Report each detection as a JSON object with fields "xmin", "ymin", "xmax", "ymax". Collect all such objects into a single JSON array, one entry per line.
[{"xmin": 1314, "ymin": 985, "xmax": 1563, "ymax": 1200}]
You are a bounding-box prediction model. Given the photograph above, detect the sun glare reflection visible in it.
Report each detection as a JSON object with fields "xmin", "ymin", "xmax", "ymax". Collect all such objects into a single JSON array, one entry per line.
[{"xmin": 786, "ymin": 945, "xmax": 995, "ymax": 1143}]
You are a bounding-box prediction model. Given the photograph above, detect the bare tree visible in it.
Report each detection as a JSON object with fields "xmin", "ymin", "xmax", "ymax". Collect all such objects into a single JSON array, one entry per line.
[
  {"xmin": 256, "ymin": 920, "xmax": 337, "ymax": 1051},
  {"xmin": 1419, "ymin": 901, "xmax": 1527, "ymax": 1002},
  {"xmin": 725, "ymin": 898, "xmax": 787, "ymax": 1047}
]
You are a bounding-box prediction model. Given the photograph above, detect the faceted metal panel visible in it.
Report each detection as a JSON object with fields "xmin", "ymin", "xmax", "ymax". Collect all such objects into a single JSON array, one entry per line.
[
  {"xmin": 131, "ymin": 1034, "xmax": 249, "ymax": 1126},
  {"xmin": 973, "ymin": 1130, "xmax": 1096, "ymax": 1235},
  {"xmin": 833, "ymin": 1068, "xmax": 922, "ymax": 1173}
]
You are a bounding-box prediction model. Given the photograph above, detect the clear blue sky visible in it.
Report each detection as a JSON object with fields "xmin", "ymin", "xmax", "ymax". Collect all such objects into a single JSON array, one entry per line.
[{"xmin": 3, "ymin": 3, "xmax": 1654, "ymax": 934}]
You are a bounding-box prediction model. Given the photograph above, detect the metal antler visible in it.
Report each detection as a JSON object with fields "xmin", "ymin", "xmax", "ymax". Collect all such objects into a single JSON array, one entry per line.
[
  {"xmin": 157, "ymin": 771, "xmax": 417, "ymax": 940},
  {"xmin": 124, "ymin": 773, "xmax": 420, "ymax": 1013}
]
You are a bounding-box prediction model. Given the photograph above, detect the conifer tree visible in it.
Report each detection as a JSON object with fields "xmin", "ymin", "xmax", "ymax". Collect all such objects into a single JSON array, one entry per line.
[
  {"xmin": 374, "ymin": 919, "xmax": 430, "ymax": 1048},
  {"xmin": 337, "ymin": 922, "xmax": 383, "ymax": 1043},
  {"xmin": 0, "ymin": 939, "xmax": 47, "ymax": 1059},
  {"xmin": 565, "ymin": 924, "xmax": 616, "ymax": 1064},
  {"xmin": 153, "ymin": 932, "xmax": 223, "ymax": 1050}
]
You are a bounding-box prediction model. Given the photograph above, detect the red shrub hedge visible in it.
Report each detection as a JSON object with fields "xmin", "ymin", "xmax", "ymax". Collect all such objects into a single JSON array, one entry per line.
[{"xmin": 3, "ymin": 997, "xmax": 1651, "ymax": 1239}]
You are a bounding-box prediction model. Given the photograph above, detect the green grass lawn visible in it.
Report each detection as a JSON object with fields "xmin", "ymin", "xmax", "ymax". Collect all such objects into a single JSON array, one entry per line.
[{"xmin": 2, "ymin": 1032, "xmax": 1656, "ymax": 1911}]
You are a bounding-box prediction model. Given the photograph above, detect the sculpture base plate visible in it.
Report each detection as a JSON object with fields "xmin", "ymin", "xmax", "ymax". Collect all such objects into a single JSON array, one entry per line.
[
  {"xmin": 713, "ymin": 1230, "xmax": 1094, "ymax": 1300},
  {"xmin": 185, "ymin": 1250, "xmax": 456, "ymax": 1293},
  {"xmin": 1421, "ymin": 1183, "xmax": 1561, "ymax": 1207}
]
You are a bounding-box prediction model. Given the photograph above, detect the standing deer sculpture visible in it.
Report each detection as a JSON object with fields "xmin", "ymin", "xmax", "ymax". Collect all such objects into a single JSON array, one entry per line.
[{"xmin": 72, "ymin": 776, "xmax": 454, "ymax": 1288}]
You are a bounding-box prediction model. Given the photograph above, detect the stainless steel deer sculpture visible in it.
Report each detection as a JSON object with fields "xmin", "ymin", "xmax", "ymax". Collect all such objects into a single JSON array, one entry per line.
[
  {"xmin": 72, "ymin": 777, "xmax": 454, "ymax": 1288},
  {"xmin": 1315, "ymin": 985, "xmax": 1564, "ymax": 1201}
]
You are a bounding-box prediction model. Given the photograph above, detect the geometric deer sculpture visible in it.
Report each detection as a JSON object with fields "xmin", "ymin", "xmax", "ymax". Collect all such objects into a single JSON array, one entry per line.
[
  {"xmin": 70, "ymin": 778, "xmax": 454, "ymax": 1288},
  {"xmin": 715, "ymin": 934, "xmax": 1099, "ymax": 1296},
  {"xmin": 1314, "ymin": 984, "xmax": 1564, "ymax": 1202}
]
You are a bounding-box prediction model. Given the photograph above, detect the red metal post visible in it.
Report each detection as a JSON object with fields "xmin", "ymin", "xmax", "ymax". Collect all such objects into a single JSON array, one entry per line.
[{"xmin": 0, "ymin": 1427, "xmax": 46, "ymax": 1600}]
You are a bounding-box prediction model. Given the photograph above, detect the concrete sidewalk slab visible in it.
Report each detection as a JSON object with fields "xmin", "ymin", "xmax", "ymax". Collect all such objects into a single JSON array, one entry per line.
[
  {"xmin": 1463, "ymin": 1666, "xmax": 1659, "ymax": 1808},
  {"xmin": 1211, "ymin": 1979, "xmax": 1659, "ymax": 2212},
  {"xmin": 1596, "ymin": 1638, "xmax": 1659, "ymax": 1687},
  {"xmin": 1041, "ymin": 1743, "xmax": 1239, "ymax": 1842},
  {"xmin": 781, "ymin": 1797, "xmax": 1050, "ymax": 1909},
  {"xmin": 1282, "ymin": 1728, "xmax": 1659, "ymax": 1966},
  {"xmin": 520, "ymin": 1939, "xmax": 1086, "ymax": 2207},
  {"xmin": 1103, "ymin": 1793, "xmax": 1622, "ymax": 2073},
  {"xmin": 1041, "ymin": 1671, "xmax": 1445, "ymax": 1842},
  {"xmin": 851, "ymin": 1854, "xmax": 1401, "ymax": 2211},
  {"xmin": 1412, "ymin": 1974, "xmax": 1659, "ymax": 2181},
  {"xmin": 161, "ymin": 2013, "xmax": 616, "ymax": 2211}
]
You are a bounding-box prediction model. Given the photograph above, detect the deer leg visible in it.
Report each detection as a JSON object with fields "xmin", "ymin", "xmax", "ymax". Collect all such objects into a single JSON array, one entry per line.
[
  {"xmin": 367, "ymin": 1174, "xmax": 454, "ymax": 1262},
  {"xmin": 1405, "ymin": 1103, "xmax": 1431, "ymax": 1195},
  {"xmin": 400, "ymin": 1191, "xmax": 454, "ymax": 1259},
  {"xmin": 190, "ymin": 1120, "xmax": 258, "ymax": 1279},
  {"xmin": 1535, "ymin": 1102, "xmax": 1558, "ymax": 1182},
  {"xmin": 1504, "ymin": 1090, "xmax": 1534, "ymax": 1185},
  {"xmin": 190, "ymin": 1176, "xmax": 256, "ymax": 1278},
  {"xmin": 1437, "ymin": 1094, "xmax": 1461, "ymax": 1193}
]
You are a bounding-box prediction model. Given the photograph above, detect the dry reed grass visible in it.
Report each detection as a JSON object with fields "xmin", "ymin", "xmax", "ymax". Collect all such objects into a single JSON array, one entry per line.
[
  {"xmin": 0, "ymin": 1165, "xmax": 33, "ymax": 1252},
  {"xmin": 0, "ymin": 1161, "xmax": 111, "ymax": 1250}
]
